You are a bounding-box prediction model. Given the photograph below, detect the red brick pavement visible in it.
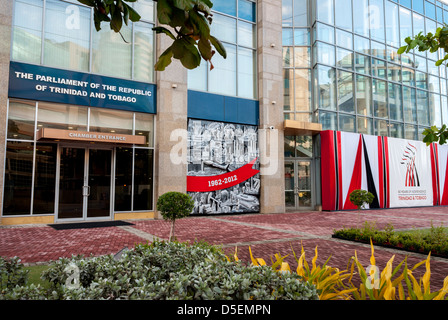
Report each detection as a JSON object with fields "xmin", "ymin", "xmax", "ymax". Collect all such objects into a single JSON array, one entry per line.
[{"xmin": 1, "ymin": 206, "xmax": 448, "ymax": 291}]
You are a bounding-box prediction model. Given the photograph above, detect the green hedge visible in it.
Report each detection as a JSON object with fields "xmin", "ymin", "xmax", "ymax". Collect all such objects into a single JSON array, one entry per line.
[
  {"xmin": 333, "ymin": 221, "xmax": 448, "ymax": 258},
  {"xmin": 0, "ymin": 240, "xmax": 319, "ymax": 300}
]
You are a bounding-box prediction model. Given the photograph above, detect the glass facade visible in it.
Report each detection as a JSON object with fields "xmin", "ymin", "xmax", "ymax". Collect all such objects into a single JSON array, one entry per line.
[
  {"xmin": 187, "ymin": 0, "xmax": 257, "ymax": 99},
  {"xmin": 283, "ymin": 0, "xmax": 448, "ymax": 139},
  {"xmin": 11, "ymin": 0, "xmax": 155, "ymax": 83},
  {"xmin": 3, "ymin": 100, "xmax": 155, "ymax": 216}
]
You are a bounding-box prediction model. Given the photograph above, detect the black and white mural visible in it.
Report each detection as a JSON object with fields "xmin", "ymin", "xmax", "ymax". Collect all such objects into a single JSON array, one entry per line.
[{"xmin": 186, "ymin": 119, "xmax": 260, "ymax": 214}]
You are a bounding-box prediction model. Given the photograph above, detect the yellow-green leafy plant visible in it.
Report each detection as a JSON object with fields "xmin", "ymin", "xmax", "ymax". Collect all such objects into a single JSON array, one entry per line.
[
  {"xmin": 244, "ymin": 244, "xmax": 357, "ymax": 300},
  {"xmin": 348, "ymin": 239, "xmax": 448, "ymax": 300}
]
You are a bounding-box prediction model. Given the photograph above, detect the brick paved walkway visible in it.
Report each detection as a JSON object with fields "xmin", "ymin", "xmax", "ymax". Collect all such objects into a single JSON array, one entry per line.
[{"xmin": 1, "ymin": 206, "xmax": 448, "ymax": 291}]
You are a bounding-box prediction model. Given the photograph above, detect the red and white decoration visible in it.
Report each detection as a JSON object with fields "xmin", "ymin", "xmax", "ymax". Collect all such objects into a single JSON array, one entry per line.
[{"xmin": 320, "ymin": 130, "xmax": 448, "ymax": 211}]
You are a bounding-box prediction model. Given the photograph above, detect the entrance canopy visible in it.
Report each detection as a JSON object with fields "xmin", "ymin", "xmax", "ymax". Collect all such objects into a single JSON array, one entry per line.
[{"xmin": 284, "ymin": 120, "xmax": 322, "ymax": 136}]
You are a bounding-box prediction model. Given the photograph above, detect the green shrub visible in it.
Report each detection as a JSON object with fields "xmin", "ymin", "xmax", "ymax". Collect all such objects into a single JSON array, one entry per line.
[
  {"xmin": 157, "ymin": 191, "xmax": 194, "ymax": 241},
  {"xmin": 349, "ymin": 189, "xmax": 374, "ymax": 210},
  {"xmin": 0, "ymin": 257, "xmax": 28, "ymax": 293},
  {"xmin": 1, "ymin": 241, "xmax": 319, "ymax": 300}
]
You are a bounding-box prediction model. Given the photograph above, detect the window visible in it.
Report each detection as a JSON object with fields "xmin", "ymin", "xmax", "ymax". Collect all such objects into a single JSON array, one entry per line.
[
  {"xmin": 11, "ymin": 0, "xmax": 155, "ymax": 82},
  {"xmin": 188, "ymin": 1, "xmax": 257, "ymax": 99}
]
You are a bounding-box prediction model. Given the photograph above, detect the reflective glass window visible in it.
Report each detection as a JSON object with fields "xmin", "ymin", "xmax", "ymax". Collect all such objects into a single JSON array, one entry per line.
[
  {"xmin": 400, "ymin": 7, "xmax": 412, "ymax": 46},
  {"xmin": 91, "ymin": 23, "xmax": 132, "ymax": 79},
  {"xmin": 212, "ymin": 13, "xmax": 237, "ymax": 44},
  {"xmin": 355, "ymin": 53, "xmax": 371, "ymax": 75},
  {"xmin": 316, "ymin": 42, "xmax": 335, "ymax": 66},
  {"xmin": 374, "ymin": 119, "xmax": 388, "ymax": 136},
  {"xmin": 336, "ymin": 48, "xmax": 353, "ymax": 70},
  {"xmin": 239, "ymin": 0, "xmax": 256, "ymax": 22},
  {"xmin": 133, "ymin": 0, "xmax": 154, "ymax": 22},
  {"xmin": 283, "ymin": 28, "xmax": 293, "ymax": 46},
  {"xmin": 354, "ymin": 35, "xmax": 370, "ymax": 54},
  {"xmin": 238, "ymin": 47, "xmax": 256, "ymax": 99},
  {"xmin": 316, "ymin": 23, "xmax": 334, "ymax": 44},
  {"xmin": 43, "ymin": 0, "xmax": 90, "ymax": 72},
  {"xmin": 389, "ymin": 122, "xmax": 404, "ymax": 138},
  {"xmin": 385, "ymin": 1, "xmax": 400, "ymax": 48},
  {"xmin": 370, "ymin": 0, "xmax": 385, "ymax": 43},
  {"xmin": 335, "ymin": 0, "xmax": 352, "ymax": 31},
  {"xmin": 356, "ymin": 75, "xmax": 372, "ymax": 117},
  {"xmin": 282, "ymin": 0, "xmax": 293, "ymax": 26},
  {"xmin": 430, "ymin": 93, "xmax": 442, "ymax": 127},
  {"xmin": 403, "ymin": 86, "xmax": 417, "ymax": 123},
  {"xmin": 284, "ymin": 69, "xmax": 294, "ymax": 112},
  {"xmin": 353, "ymin": 0, "xmax": 370, "ymax": 37},
  {"xmin": 339, "ymin": 114, "xmax": 356, "ymax": 132},
  {"xmin": 115, "ymin": 147, "xmax": 133, "ymax": 212},
  {"xmin": 336, "ymin": 29, "xmax": 352, "ymax": 50},
  {"xmin": 238, "ymin": 20, "xmax": 255, "ymax": 48},
  {"xmin": 8, "ymin": 100, "xmax": 35, "ymax": 140},
  {"xmin": 413, "ymin": 0, "xmax": 424, "ymax": 14},
  {"xmin": 89, "ymin": 108, "xmax": 133, "ymax": 135},
  {"xmin": 373, "ymin": 79, "xmax": 388, "ymax": 118},
  {"xmin": 213, "ymin": 0, "xmax": 237, "ymax": 16},
  {"xmin": 425, "ymin": 1, "xmax": 436, "ymax": 20},
  {"xmin": 294, "ymin": 47, "xmax": 311, "ymax": 67},
  {"xmin": 405, "ymin": 124, "xmax": 418, "ymax": 140},
  {"xmin": 209, "ymin": 44, "xmax": 237, "ymax": 96},
  {"xmin": 3, "ymin": 141, "xmax": 34, "ymax": 215},
  {"xmin": 413, "ymin": 13, "xmax": 425, "ymax": 36},
  {"xmin": 358, "ymin": 117, "xmax": 373, "ymax": 134},
  {"xmin": 293, "ymin": 0, "xmax": 308, "ymax": 26},
  {"xmin": 388, "ymin": 83, "xmax": 403, "ymax": 121},
  {"xmin": 37, "ymin": 102, "xmax": 87, "ymax": 131},
  {"xmin": 316, "ymin": 65, "xmax": 336, "ymax": 110},
  {"xmin": 319, "ymin": 110, "xmax": 337, "ymax": 130},
  {"xmin": 417, "ymin": 89, "xmax": 430, "ymax": 125},
  {"xmin": 11, "ymin": 0, "xmax": 43, "ymax": 64},
  {"xmin": 33, "ymin": 143, "xmax": 57, "ymax": 214},
  {"xmin": 294, "ymin": 69, "xmax": 311, "ymax": 112},
  {"xmin": 316, "ymin": 0, "xmax": 334, "ymax": 25},
  {"xmin": 337, "ymin": 71, "xmax": 355, "ymax": 113},
  {"xmin": 294, "ymin": 28, "xmax": 310, "ymax": 46},
  {"xmin": 134, "ymin": 22, "xmax": 154, "ymax": 83},
  {"xmin": 133, "ymin": 149, "xmax": 154, "ymax": 211},
  {"xmin": 135, "ymin": 113, "xmax": 155, "ymax": 148}
]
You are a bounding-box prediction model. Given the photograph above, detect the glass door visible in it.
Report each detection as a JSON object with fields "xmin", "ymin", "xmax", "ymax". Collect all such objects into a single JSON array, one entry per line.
[
  {"xmin": 284, "ymin": 160, "xmax": 313, "ymax": 210},
  {"xmin": 57, "ymin": 146, "xmax": 113, "ymax": 221}
]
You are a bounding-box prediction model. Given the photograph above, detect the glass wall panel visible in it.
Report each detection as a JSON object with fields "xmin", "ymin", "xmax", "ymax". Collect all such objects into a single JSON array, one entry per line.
[
  {"xmin": 339, "ymin": 113, "xmax": 356, "ymax": 132},
  {"xmin": 3, "ymin": 141, "xmax": 34, "ymax": 215},
  {"xmin": 372, "ymin": 58, "xmax": 387, "ymax": 79},
  {"xmin": 413, "ymin": 13, "xmax": 425, "ymax": 36},
  {"xmin": 316, "ymin": 65, "xmax": 336, "ymax": 110},
  {"xmin": 284, "ymin": 136, "xmax": 295, "ymax": 157},
  {"xmin": 213, "ymin": 0, "xmax": 237, "ymax": 16},
  {"xmin": 135, "ymin": 113, "xmax": 154, "ymax": 147},
  {"xmin": 405, "ymin": 124, "xmax": 418, "ymax": 140},
  {"xmin": 400, "ymin": 7, "xmax": 413, "ymax": 46},
  {"xmin": 212, "ymin": 13, "xmax": 237, "ymax": 44},
  {"xmin": 315, "ymin": 22, "xmax": 334, "ymax": 43},
  {"xmin": 115, "ymin": 147, "xmax": 133, "ymax": 212},
  {"xmin": 294, "ymin": 28, "xmax": 310, "ymax": 45},
  {"xmin": 355, "ymin": 53, "xmax": 371, "ymax": 75},
  {"xmin": 283, "ymin": 28, "xmax": 293, "ymax": 46},
  {"xmin": 187, "ymin": 59, "xmax": 207, "ymax": 91},
  {"xmin": 37, "ymin": 102, "xmax": 88, "ymax": 131},
  {"xmin": 43, "ymin": 0, "xmax": 90, "ymax": 72},
  {"xmin": 89, "ymin": 108, "xmax": 133, "ymax": 135},
  {"xmin": 134, "ymin": 22, "xmax": 154, "ymax": 83},
  {"xmin": 8, "ymin": 100, "xmax": 35, "ymax": 140},
  {"xmin": 238, "ymin": 20, "xmax": 255, "ymax": 48},
  {"xmin": 403, "ymin": 86, "xmax": 417, "ymax": 123},
  {"xmin": 316, "ymin": 42, "xmax": 335, "ymax": 65},
  {"xmin": 238, "ymin": 47, "xmax": 256, "ymax": 99},
  {"xmin": 385, "ymin": 1, "xmax": 400, "ymax": 48},
  {"xmin": 283, "ymin": 0, "xmax": 293, "ymax": 26},
  {"xmin": 389, "ymin": 122, "xmax": 404, "ymax": 138},
  {"xmin": 388, "ymin": 83, "xmax": 403, "ymax": 121},
  {"xmin": 316, "ymin": 0, "xmax": 334, "ymax": 25},
  {"xmin": 413, "ymin": 0, "xmax": 424, "ymax": 15},
  {"xmin": 133, "ymin": 149, "xmax": 154, "ymax": 211},
  {"xmin": 33, "ymin": 143, "xmax": 57, "ymax": 214},
  {"xmin": 284, "ymin": 69, "xmax": 294, "ymax": 111},
  {"xmin": 417, "ymin": 89, "xmax": 430, "ymax": 125},
  {"xmin": 209, "ymin": 44, "xmax": 237, "ymax": 96},
  {"xmin": 358, "ymin": 116, "xmax": 373, "ymax": 134},
  {"xmin": 294, "ymin": 69, "xmax": 311, "ymax": 111},
  {"xmin": 319, "ymin": 110, "xmax": 337, "ymax": 130},
  {"xmin": 370, "ymin": 0, "xmax": 385, "ymax": 43},
  {"xmin": 402, "ymin": 67, "xmax": 415, "ymax": 86},
  {"xmin": 92, "ymin": 23, "xmax": 132, "ymax": 79},
  {"xmin": 239, "ymin": 0, "xmax": 256, "ymax": 22},
  {"xmin": 133, "ymin": 0, "xmax": 154, "ymax": 22},
  {"xmin": 353, "ymin": 0, "xmax": 370, "ymax": 37},
  {"xmin": 336, "ymin": 29, "xmax": 352, "ymax": 49},
  {"xmin": 283, "ymin": 47, "xmax": 293, "ymax": 67},
  {"xmin": 387, "ymin": 63, "xmax": 401, "ymax": 82},
  {"xmin": 293, "ymin": 0, "xmax": 308, "ymax": 26},
  {"xmin": 294, "ymin": 47, "xmax": 310, "ymax": 67},
  {"xmin": 354, "ymin": 35, "xmax": 370, "ymax": 54},
  {"xmin": 430, "ymin": 93, "xmax": 442, "ymax": 127},
  {"xmin": 373, "ymin": 79, "xmax": 388, "ymax": 118},
  {"xmin": 335, "ymin": 0, "xmax": 352, "ymax": 31},
  {"xmin": 442, "ymin": 96, "xmax": 448, "ymax": 125},
  {"xmin": 356, "ymin": 75, "xmax": 372, "ymax": 116},
  {"xmin": 374, "ymin": 119, "xmax": 388, "ymax": 136},
  {"xmin": 337, "ymin": 71, "xmax": 355, "ymax": 113},
  {"xmin": 11, "ymin": 0, "xmax": 43, "ymax": 64},
  {"xmin": 336, "ymin": 48, "xmax": 353, "ymax": 70}
]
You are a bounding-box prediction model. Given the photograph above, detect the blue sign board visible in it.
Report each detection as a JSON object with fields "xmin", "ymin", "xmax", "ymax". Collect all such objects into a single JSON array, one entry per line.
[{"xmin": 8, "ymin": 62, "xmax": 156, "ymax": 114}]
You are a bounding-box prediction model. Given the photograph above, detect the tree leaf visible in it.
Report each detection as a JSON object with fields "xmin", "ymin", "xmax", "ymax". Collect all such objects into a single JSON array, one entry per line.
[
  {"xmin": 157, "ymin": 0, "xmax": 173, "ymax": 25},
  {"xmin": 154, "ymin": 47, "xmax": 174, "ymax": 71},
  {"xmin": 209, "ymin": 35, "xmax": 227, "ymax": 59},
  {"xmin": 153, "ymin": 26, "xmax": 176, "ymax": 40}
]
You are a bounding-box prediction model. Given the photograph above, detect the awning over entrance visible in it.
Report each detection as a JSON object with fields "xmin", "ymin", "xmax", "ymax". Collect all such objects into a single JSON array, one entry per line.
[{"xmin": 283, "ymin": 120, "xmax": 322, "ymax": 136}]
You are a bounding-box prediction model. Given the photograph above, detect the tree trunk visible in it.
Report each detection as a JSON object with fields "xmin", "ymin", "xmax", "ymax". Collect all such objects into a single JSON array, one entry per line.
[{"xmin": 169, "ymin": 219, "xmax": 176, "ymax": 242}]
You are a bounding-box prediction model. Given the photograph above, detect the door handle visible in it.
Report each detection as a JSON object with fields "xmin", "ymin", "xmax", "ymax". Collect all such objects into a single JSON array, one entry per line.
[{"xmin": 83, "ymin": 186, "xmax": 90, "ymax": 197}]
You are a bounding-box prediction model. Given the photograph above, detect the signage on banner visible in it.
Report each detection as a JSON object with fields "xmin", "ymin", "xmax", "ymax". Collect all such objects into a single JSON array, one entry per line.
[
  {"xmin": 8, "ymin": 62, "xmax": 156, "ymax": 114},
  {"xmin": 187, "ymin": 158, "xmax": 260, "ymax": 192},
  {"xmin": 36, "ymin": 128, "xmax": 146, "ymax": 145}
]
